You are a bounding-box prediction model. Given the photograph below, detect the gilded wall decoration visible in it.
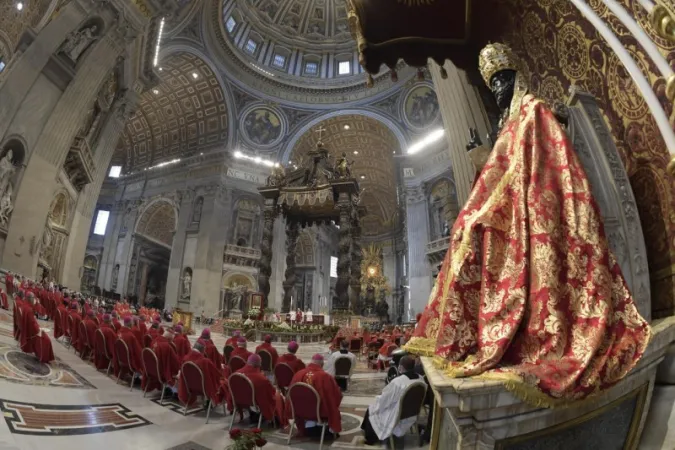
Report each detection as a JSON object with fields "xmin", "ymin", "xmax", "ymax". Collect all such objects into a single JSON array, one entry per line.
[
  {"xmin": 477, "ymin": 0, "xmax": 675, "ymax": 317},
  {"xmin": 0, "ymin": 0, "xmax": 52, "ymax": 57},
  {"xmin": 135, "ymin": 200, "xmax": 176, "ymax": 247},
  {"xmin": 403, "ymin": 84, "xmax": 440, "ymax": 129}
]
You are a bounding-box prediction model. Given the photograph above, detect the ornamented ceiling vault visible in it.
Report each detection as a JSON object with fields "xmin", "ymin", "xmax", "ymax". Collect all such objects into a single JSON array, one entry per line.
[
  {"xmin": 290, "ymin": 115, "xmax": 400, "ymax": 238},
  {"xmin": 114, "ymin": 52, "xmax": 229, "ymax": 171},
  {"xmin": 135, "ymin": 201, "xmax": 177, "ymax": 247},
  {"xmin": 0, "ymin": 0, "xmax": 52, "ymax": 57}
]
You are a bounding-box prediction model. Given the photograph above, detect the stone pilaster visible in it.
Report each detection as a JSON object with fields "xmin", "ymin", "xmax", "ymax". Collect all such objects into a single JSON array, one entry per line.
[
  {"xmin": 430, "ymin": 61, "xmax": 491, "ymax": 207},
  {"xmin": 2, "ymin": 28, "xmax": 125, "ymax": 278},
  {"xmin": 165, "ymin": 190, "xmax": 193, "ymax": 310},
  {"xmin": 97, "ymin": 201, "xmax": 124, "ymax": 288},
  {"xmin": 405, "ymin": 185, "xmax": 431, "ymax": 318},
  {"xmin": 0, "ymin": 0, "xmax": 86, "ymax": 140}
]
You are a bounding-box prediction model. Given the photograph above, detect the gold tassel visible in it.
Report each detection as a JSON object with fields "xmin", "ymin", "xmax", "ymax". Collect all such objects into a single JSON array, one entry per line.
[
  {"xmin": 366, "ymin": 74, "xmax": 374, "ymax": 88},
  {"xmin": 391, "ymin": 69, "xmax": 398, "ymax": 82}
]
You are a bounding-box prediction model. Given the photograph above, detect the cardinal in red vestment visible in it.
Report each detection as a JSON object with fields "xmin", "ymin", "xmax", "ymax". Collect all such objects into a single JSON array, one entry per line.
[
  {"xmin": 27, "ymin": 292, "xmax": 47, "ymax": 320},
  {"xmin": 81, "ymin": 310, "xmax": 99, "ymax": 359},
  {"xmin": 406, "ymin": 43, "xmax": 651, "ymax": 406},
  {"xmin": 0, "ymin": 290, "xmax": 8, "ymax": 310},
  {"xmin": 178, "ymin": 342, "xmax": 232, "ymax": 410},
  {"xmin": 255, "ymin": 335, "xmax": 279, "ymax": 367},
  {"xmin": 148, "ymin": 321, "xmax": 161, "ymax": 340},
  {"xmin": 225, "ymin": 330, "xmax": 241, "ymax": 347},
  {"xmin": 144, "ymin": 329, "xmax": 180, "ymax": 392},
  {"xmin": 173, "ymin": 325, "xmax": 191, "ymax": 359},
  {"xmin": 230, "ymin": 337, "xmax": 253, "ymax": 362},
  {"xmin": 287, "ymin": 354, "xmax": 342, "ymax": 437},
  {"xmin": 114, "ymin": 317, "xmax": 143, "ymax": 378},
  {"xmin": 69, "ymin": 302, "xmax": 84, "ymax": 354},
  {"xmin": 94, "ymin": 314, "xmax": 117, "ymax": 371},
  {"xmin": 198, "ymin": 328, "xmax": 224, "ymax": 367},
  {"xmin": 54, "ymin": 301, "xmax": 69, "ymax": 340},
  {"xmin": 111, "ymin": 311, "xmax": 122, "ymax": 333},
  {"xmin": 277, "ymin": 341, "xmax": 305, "ymax": 373},
  {"xmin": 12, "ymin": 290, "xmax": 27, "ymax": 341},
  {"xmin": 5, "ymin": 272, "xmax": 13, "ymax": 296},
  {"xmin": 19, "ymin": 300, "xmax": 55, "ymax": 363},
  {"xmin": 235, "ymin": 354, "xmax": 283, "ymax": 423},
  {"xmin": 131, "ymin": 317, "xmax": 144, "ymax": 345},
  {"xmin": 138, "ymin": 315, "xmax": 148, "ymax": 337}
]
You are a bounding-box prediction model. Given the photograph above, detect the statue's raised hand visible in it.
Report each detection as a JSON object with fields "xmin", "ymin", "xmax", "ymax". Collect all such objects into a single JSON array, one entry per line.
[{"xmin": 466, "ymin": 127, "xmax": 483, "ymax": 152}]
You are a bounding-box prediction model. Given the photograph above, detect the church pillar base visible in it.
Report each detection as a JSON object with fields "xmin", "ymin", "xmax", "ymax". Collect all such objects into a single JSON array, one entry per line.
[{"xmin": 423, "ymin": 318, "xmax": 675, "ymax": 450}]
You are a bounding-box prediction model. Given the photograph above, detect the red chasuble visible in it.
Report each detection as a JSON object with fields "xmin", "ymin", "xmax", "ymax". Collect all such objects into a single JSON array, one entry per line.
[
  {"xmin": 5, "ymin": 274, "xmax": 13, "ymax": 295},
  {"xmin": 230, "ymin": 347, "xmax": 252, "ymax": 362},
  {"xmin": 224, "ymin": 337, "xmax": 237, "ymax": 347},
  {"xmin": 278, "ymin": 353, "xmax": 305, "ymax": 373},
  {"xmin": 0, "ymin": 292, "xmax": 8, "ymax": 309},
  {"xmin": 174, "ymin": 334, "xmax": 191, "ymax": 359},
  {"xmin": 287, "ymin": 363, "xmax": 343, "ymax": 433},
  {"xmin": 235, "ymin": 365, "xmax": 279, "ymax": 421},
  {"xmin": 201, "ymin": 339, "xmax": 225, "ymax": 367},
  {"xmin": 13, "ymin": 298, "xmax": 26, "ymax": 341},
  {"xmin": 407, "ymin": 93, "xmax": 651, "ymax": 406},
  {"xmin": 114, "ymin": 327, "xmax": 143, "ymax": 376},
  {"xmin": 19, "ymin": 304, "xmax": 54, "ymax": 363},
  {"xmin": 94, "ymin": 326, "xmax": 117, "ymax": 370},
  {"xmin": 69, "ymin": 311, "xmax": 83, "ymax": 353},
  {"xmin": 131, "ymin": 326, "xmax": 143, "ymax": 346},
  {"xmin": 178, "ymin": 351, "xmax": 232, "ymax": 409},
  {"xmin": 255, "ymin": 342, "xmax": 279, "ymax": 366},
  {"xmin": 149, "ymin": 336, "xmax": 180, "ymax": 387},
  {"xmin": 112, "ymin": 320, "xmax": 122, "ymax": 333}
]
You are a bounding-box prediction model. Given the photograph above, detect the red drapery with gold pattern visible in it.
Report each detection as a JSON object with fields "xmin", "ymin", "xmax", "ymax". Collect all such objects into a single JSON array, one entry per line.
[{"xmin": 406, "ymin": 94, "xmax": 651, "ymax": 406}]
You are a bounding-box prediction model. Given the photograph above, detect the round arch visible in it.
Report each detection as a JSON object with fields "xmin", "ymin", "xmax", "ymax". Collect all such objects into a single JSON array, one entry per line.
[
  {"xmin": 221, "ymin": 271, "xmax": 258, "ymax": 290},
  {"xmin": 134, "ymin": 198, "xmax": 179, "ymax": 247},
  {"xmin": 280, "ymin": 108, "xmax": 408, "ymax": 163}
]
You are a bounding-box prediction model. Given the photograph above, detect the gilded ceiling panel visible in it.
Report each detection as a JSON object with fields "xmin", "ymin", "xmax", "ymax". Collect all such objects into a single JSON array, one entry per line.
[
  {"xmin": 290, "ymin": 115, "xmax": 400, "ymax": 237},
  {"xmin": 0, "ymin": 0, "xmax": 52, "ymax": 56},
  {"xmin": 114, "ymin": 52, "xmax": 228, "ymax": 172},
  {"xmin": 136, "ymin": 201, "xmax": 176, "ymax": 247}
]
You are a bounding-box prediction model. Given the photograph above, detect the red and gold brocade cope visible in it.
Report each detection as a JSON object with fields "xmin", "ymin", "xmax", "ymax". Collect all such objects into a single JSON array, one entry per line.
[{"xmin": 406, "ymin": 94, "xmax": 651, "ymax": 406}]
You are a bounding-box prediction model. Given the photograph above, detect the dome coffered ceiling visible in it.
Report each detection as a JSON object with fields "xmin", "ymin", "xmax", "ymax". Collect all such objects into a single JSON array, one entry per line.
[
  {"xmin": 0, "ymin": 0, "xmax": 52, "ymax": 58},
  {"xmin": 115, "ymin": 52, "xmax": 229, "ymax": 172},
  {"xmin": 290, "ymin": 115, "xmax": 400, "ymax": 238}
]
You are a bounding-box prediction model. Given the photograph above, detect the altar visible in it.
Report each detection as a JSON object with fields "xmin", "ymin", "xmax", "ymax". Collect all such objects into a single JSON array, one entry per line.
[{"xmin": 172, "ymin": 309, "xmax": 193, "ymax": 334}]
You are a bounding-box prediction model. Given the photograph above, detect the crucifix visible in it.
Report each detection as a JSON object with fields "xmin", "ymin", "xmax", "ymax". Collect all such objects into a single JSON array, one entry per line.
[{"xmin": 315, "ymin": 126, "xmax": 327, "ymax": 143}]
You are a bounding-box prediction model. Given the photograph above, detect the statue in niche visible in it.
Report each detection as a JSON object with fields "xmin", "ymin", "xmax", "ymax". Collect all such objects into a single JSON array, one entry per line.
[
  {"xmin": 442, "ymin": 221, "xmax": 450, "ymax": 237},
  {"xmin": 60, "ymin": 25, "xmax": 99, "ymax": 63},
  {"xmin": 79, "ymin": 102, "xmax": 102, "ymax": 140},
  {"xmin": 40, "ymin": 212, "xmax": 54, "ymax": 262},
  {"xmin": 182, "ymin": 267, "xmax": 192, "ymax": 298},
  {"xmin": 0, "ymin": 183, "xmax": 14, "ymax": 228}
]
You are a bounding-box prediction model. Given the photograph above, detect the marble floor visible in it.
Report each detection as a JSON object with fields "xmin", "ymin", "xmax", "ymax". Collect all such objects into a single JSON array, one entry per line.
[{"xmin": 0, "ymin": 310, "xmax": 429, "ymax": 450}]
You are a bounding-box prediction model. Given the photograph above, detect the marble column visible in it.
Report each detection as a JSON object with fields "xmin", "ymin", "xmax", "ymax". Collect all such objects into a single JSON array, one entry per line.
[
  {"xmin": 430, "ymin": 61, "xmax": 491, "ymax": 206},
  {"xmin": 61, "ymin": 91, "xmax": 139, "ymax": 288},
  {"xmin": 3, "ymin": 29, "xmax": 126, "ymax": 278},
  {"xmin": 335, "ymin": 192, "xmax": 352, "ymax": 310},
  {"xmin": 97, "ymin": 201, "xmax": 124, "ymax": 289},
  {"xmin": 259, "ymin": 200, "xmax": 278, "ymax": 309},
  {"xmin": 138, "ymin": 261, "xmax": 149, "ymax": 304},
  {"xmin": 268, "ymin": 215, "xmax": 286, "ymax": 312},
  {"xmin": 405, "ymin": 185, "xmax": 431, "ymax": 319},
  {"xmin": 282, "ymin": 221, "xmax": 299, "ymax": 313}
]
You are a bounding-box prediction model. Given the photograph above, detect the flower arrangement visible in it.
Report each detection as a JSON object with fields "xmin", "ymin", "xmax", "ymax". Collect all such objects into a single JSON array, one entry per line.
[
  {"xmin": 227, "ymin": 427, "xmax": 267, "ymax": 450},
  {"xmin": 248, "ymin": 307, "xmax": 261, "ymax": 318}
]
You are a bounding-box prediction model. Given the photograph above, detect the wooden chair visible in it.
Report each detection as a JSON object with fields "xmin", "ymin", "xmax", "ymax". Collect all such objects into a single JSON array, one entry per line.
[
  {"xmin": 78, "ymin": 321, "xmax": 92, "ymax": 360},
  {"xmin": 388, "ymin": 381, "xmax": 427, "ymax": 449},
  {"xmin": 113, "ymin": 339, "xmax": 138, "ymax": 390},
  {"xmin": 286, "ymin": 382, "xmax": 328, "ymax": 450},
  {"xmin": 142, "ymin": 348, "xmax": 169, "ymax": 404},
  {"xmin": 228, "ymin": 355, "xmax": 246, "ymax": 373},
  {"xmin": 223, "ymin": 345, "xmax": 234, "ymax": 363},
  {"xmin": 274, "ymin": 362, "xmax": 295, "ymax": 395},
  {"xmin": 228, "ymin": 373, "xmax": 262, "ymax": 430},
  {"xmin": 334, "ymin": 357, "xmax": 353, "ymax": 391},
  {"xmin": 94, "ymin": 329, "xmax": 113, "ymax": 375},
  {"xmin": 257, "ymin": 349, "xmax": 273, "ymax": 374},
  {"xmin": 181, "ymin": 361, "xmax": 226, "ymax": 423},
  {"xmin": 66, "ymin": 315, "xmax": 75, "ymax": 350}
]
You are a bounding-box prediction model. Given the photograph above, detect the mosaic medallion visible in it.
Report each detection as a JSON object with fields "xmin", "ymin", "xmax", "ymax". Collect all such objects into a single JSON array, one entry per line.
[
  {"xmin": 0, "ymin": 342, "xmax": 94, "ymax": 389},
  {"xmin": 403, "ymin": 84, "xmax": 440, "ymax": 129},
  {"xmin": 0, "ymin": 399, "xmax": 151, "ymax": 435},
  {"xmin": 240, "ymin": 105, "xmax": 286, "ymax": 148}
]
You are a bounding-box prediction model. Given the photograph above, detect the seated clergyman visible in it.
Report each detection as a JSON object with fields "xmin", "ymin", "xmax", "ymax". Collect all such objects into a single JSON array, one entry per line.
[{"xmin": 360, "ymin": 356, "xmax": 421, "ymax": 445}]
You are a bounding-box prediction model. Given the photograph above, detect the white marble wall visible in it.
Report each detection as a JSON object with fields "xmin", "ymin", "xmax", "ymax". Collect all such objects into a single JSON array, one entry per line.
[{"xmin": 405, "ymin": 184, "xmax": 431, "ymax": 319}]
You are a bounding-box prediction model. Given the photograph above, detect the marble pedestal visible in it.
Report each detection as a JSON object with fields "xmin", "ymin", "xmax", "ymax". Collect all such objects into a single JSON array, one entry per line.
[{"xmin": 424, "ymin": 318, "xmax": 675, "ymax": 450}]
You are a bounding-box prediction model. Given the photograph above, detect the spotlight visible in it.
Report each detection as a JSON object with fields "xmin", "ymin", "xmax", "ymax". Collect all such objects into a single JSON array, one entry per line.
[
  {"xmin": 343, "ymin": 125, "xmax": 350, "ymax": 130},
  {"xmin": 234, "ymin": 150, "xmax": 243, "ymax": 158},
  {"xmin": 360, "ymin": 175, "xmax": 366, "ymax": 179},
  {"xmin": 192, "ymin": 72, "xmax": 199, "ymax": 79},
  {"xmin": 353, "ymin": 151, "xmax": 358, "ymax": 155},
  {"xmin": 16, "ymin": 2, "xmax": 23, "ymax": 10},
  {"xmin": 152, "ymin": 89, "xmax": 159, "ymax": 94}
]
